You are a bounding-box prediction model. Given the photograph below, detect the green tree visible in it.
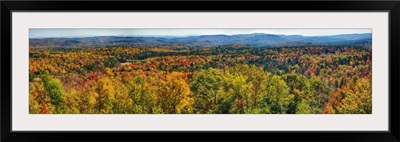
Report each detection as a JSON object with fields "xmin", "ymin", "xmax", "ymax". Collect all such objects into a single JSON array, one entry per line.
[
  {"xmin": 191, "ymin": 68, "xmax": 224, "ymax": 113},
  {"xmin": 263, "ymin": 75, "xmax": 294, "ymax": 114},
  {"xmin": 103, "ymin": 56, "xmax": 119, "ymax": 68},
  {"xmin": 41, "ymin": 73, "xmax": 66, "ymax": 113},
  {"xmin": 282, "ymin": 73, "xmax": 313, "ymax": 114},
  {"xmin": 309, "ymin": 75, "xmax": 331, "ymax": 113},
  {"xmin": 126, "ymin": 75, "xmax": 154, "ymax": 114},
  {"xmin": 226, "ymin": 73, "xmax": 252, "ymax": 114}
]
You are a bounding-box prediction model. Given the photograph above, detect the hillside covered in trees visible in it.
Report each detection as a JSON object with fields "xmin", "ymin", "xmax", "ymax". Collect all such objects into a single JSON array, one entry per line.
[
  {"xmin": 29, "ymin": 43, "xmax": 372, "ymax": 114},
  {"xmin": 29, "ymin": 33, "xmax": 372, "ymax": 48}
]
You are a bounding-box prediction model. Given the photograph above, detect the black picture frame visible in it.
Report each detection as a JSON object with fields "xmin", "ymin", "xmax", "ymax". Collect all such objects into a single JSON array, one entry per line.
[{"xmin": 1, "ymin": 0, "xmax": 399, "ymax": 142}]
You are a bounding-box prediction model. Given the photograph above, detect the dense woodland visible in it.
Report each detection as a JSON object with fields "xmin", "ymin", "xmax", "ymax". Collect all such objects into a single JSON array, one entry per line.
[{"xmin": 29, "ymin": 45, "xmax": 372, "ymax": 114}]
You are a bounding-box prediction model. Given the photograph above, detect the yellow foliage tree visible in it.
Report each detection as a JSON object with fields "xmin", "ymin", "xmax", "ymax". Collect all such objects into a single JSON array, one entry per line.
[{"xmin": 157, "ymin": 72, "xmax": 192, "ymax": 114}]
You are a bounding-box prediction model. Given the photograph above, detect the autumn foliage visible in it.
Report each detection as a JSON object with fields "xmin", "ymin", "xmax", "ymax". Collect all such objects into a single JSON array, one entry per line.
[{"xmin": 29, "ymin": 45, "xmax": 372, "ymax": 114}]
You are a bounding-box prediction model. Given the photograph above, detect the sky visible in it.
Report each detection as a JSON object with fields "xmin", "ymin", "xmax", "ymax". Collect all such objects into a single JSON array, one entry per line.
[{"xmin": 29, "ymin": 29, "xmax": 372, "ymax": 38}]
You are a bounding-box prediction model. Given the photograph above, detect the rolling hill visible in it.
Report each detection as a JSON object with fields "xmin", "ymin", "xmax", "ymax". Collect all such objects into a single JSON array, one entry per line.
[{"xmin": 29, "ymin": 33, "xmax": 372, "ymax": 48}]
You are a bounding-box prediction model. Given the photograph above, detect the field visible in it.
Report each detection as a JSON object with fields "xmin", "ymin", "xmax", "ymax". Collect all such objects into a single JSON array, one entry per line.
[{"xmin": 29, "ymin": 45, "xmax": 372, "ymax": 114}]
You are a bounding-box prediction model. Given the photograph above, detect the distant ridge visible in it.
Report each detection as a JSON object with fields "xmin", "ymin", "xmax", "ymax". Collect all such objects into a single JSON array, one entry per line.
[{"xmin": 29, "ymin": 33, "xmax": 372, "ymax": 48}]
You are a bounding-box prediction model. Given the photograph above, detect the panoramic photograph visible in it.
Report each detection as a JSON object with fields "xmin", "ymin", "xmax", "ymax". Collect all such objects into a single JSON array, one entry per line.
[{"xmin": 29, "ymin": 29, "xmax": 372, "ymax": 114}]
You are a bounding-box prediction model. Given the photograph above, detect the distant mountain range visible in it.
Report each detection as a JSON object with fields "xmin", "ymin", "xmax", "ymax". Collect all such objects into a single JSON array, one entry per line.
[{"xmin": 29, "ymin": 33, "xmax": 372, "ymax": 48}]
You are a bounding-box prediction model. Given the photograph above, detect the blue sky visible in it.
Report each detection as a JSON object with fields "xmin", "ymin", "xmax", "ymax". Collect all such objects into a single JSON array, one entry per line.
[{"xmin": 30, "ymin": 29, "xmax": 372, "ymax": 38}]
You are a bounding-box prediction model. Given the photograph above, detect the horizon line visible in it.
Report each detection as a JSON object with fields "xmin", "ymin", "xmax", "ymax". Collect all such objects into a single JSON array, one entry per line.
[{"xmin": 29, "ymin": 32, "xmax": 372, "ymax": 39}]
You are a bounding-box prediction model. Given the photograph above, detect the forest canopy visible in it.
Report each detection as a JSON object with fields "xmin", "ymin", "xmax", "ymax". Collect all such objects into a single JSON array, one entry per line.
[{"xmin": 29, "ymin": 45, "xmax": 372, "ymax": 114}]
